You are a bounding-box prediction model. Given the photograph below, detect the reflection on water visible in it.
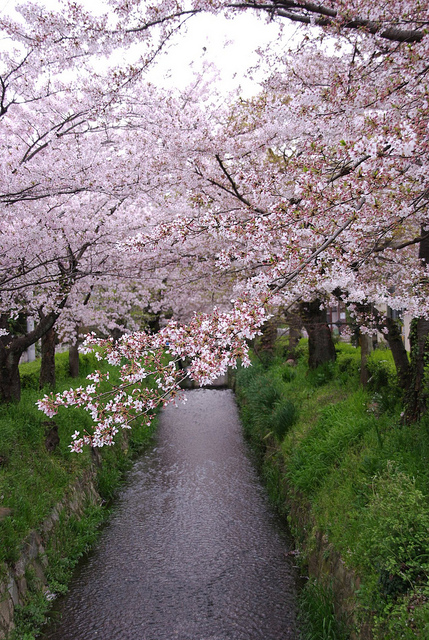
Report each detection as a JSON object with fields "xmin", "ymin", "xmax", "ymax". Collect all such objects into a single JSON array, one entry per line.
[{"xmin": 42, "ymin": 389, "xmax": 297, "ymax": 640}]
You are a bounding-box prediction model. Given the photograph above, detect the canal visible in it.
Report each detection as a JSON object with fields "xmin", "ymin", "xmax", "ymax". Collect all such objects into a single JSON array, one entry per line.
[{"xmin": 42, "ymin": 388, "xmax": 298, "ymax": 639}]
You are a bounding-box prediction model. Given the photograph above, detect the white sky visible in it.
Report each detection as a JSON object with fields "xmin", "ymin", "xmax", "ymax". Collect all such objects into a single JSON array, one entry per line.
[
  {"xmin": 0, "ymin": 0, "xmax": 301, "ymax": 97},
  {"xmin": 144, "ymin": 12, "xmax": 300, "ymax": 97}
]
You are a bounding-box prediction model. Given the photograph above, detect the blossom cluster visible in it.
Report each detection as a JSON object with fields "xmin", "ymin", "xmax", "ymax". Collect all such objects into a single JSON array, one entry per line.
[{"xmin": 38, "ymin": 300, "xmax": 266, "ymax": 451}]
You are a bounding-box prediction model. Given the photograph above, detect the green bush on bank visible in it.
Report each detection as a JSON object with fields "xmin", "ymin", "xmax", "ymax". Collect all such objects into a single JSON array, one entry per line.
[
  {"xmin": 0, "ymin": 351, "xmax": 156, "ymax": 639},
  {"xmin": 235, "ymin": 339, "xmax": 429, "ymax": 639},
  {"xmin": 19, "ymin": 350, "xmax": 98, "ymax": 390}
]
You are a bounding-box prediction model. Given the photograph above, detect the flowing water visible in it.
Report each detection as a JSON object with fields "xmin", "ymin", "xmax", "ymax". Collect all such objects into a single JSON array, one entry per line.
[{"xmin": 42, "ymin": 389, "xmax": 298, "ymax": 639}]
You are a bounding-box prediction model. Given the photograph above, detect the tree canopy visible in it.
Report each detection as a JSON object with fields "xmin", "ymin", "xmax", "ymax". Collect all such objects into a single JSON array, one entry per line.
[{"xmin": 1, "ymin": 0, "xmax": 428, "ymax": 445}]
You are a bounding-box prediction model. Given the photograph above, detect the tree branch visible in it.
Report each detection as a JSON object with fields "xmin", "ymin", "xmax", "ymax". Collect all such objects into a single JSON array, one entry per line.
[
  {"xmin": 231, "ymin": 1, "xmax": 425, "ymax": 43},
  {"xmin": 270, "ymin": 214, "xmax": 356, "ymax": 294}
]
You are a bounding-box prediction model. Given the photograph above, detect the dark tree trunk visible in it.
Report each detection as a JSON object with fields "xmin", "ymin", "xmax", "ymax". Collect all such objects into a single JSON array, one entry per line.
[
  {"xmin": 284, "ymin": 310, "xmax": 303, "ymax": 360},
  {"xmin": 360, "ymin": 332, "xmax": 374, "ymax": 387},
  {"xmin": 110, "ymin": 327, "xmax": 123, "ymax": 343},
  {"xmin": 260, "ymin": 317, "xmax": 278, "ymax": 354},
  {"xmin": 147, "ymin": 313, "xmax": 160, "ymax": 334},
  {"xmin": 405, "ymin": 226, "xmax": 429, "ymax": 422},
  {"xmin": 371, "ymin": 308, "xmax": 411, "ymax": 392},
  {"xmin": 0, "ymin": 348, "xmax": 21, "ymax": 403},
  {"xmin": 69, "ymin": 342, "xmax": 79, "ymax": 378},
  {"xmin": 300, "ymin": 300, "xmax": 336, "ymax": 369},
  {"xmin": 39, "ymin": 326, "xmax": 56, "ymax": 389},
  {"xmin": 385, "ymin": 316, "xmax": 411, "ymax": 391},
  {"xmin": 406, "ymin": 317, "xmax": 429, "ymax": 422},
  {"xmin": 0, "ymin": 311, "xmax": 59, "ymax": 403}
]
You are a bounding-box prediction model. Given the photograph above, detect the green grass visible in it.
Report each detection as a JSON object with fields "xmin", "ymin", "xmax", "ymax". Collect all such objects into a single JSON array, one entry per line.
[
  {"xmin": 286, "ymin": 390, "xmax": 378, "ymax": 495},
  {"xmin": 9, "ymin": 502, "xmax": 107, "ymax": 640},
  {"xmin": 235, "ymin": 339, "xmax": 429, "ymax": 639},
  {"xmin": 299, "ymin": 579, "xmax": 350, "ymax": 640},
  {"xmin": 0, "ymin": 386, "xmax": 92, "ymax": 565},
  {"xmin": 19, "ymin": 350, "xmax": 98, "ymax": 390},
  {"xmin": 0, "ymin": 350, "xmax": 157, "ymax": 638}
]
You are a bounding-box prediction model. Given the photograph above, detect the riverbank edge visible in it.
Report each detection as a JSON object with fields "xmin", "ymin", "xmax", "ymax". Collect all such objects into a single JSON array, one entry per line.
[
  {"xmin": 0, "ymin": 465, "xmax": 101, "ymax": 639},
  {"xmin": 0, "ymin": 350, "xmax": 160, "ymax": 639},
  {"xmin": 230, "ymin": 369, "xmax": 371, "ymax": 640},
  {"xmin": 0, "ymin": 426, "xmax": 155, "ymax": 640}
]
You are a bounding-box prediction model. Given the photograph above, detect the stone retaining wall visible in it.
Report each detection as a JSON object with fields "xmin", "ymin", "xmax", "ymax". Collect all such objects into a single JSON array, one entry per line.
[{"xmin": 0, "ymin": 468, "xmax": 101, "ymax": 639}]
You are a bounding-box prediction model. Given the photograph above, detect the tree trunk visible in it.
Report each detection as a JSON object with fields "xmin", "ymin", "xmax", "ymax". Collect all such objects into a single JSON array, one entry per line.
[
  {"xmin": 259, "ymin": 317, "xmax": 278, "ymax": 354},
  {"xmin": 69, "ymin": 342, "xmax": 79, "ymax": 378},
  {"xmin": 39, "ymin": 326, "xmax": 56, "ymax": 389},
  {"xmin": 405, "ymin": 226, "xmax": 429, "ymax": 422},
  {"xmin": 360, "ymin": 332, "xmax": 374, "ymax": 387},
  {"xmin": 371, "ymin": 308, "xmax": 411, "ymax": 393},
  {"xmin": 300, "ymin": 300, "xmax": 336, "ymax": 369},
  {"xmin": 0, "ymin": 311, "xmax": 60, "ymax": 403},
  {"xmin": 385, "ymin": 316, "xmax": 411, "ymax": 392},
  {"xmin": 147, "ymin": 313, "xmax": 160, "ymax": 334},
  {"xmin": 405, "ymin": 318, "xmax": 429, "ymax": 422},
  {"xmin": 0, "ymin": 348, "xmax": 21, "ymax": 403},
  {"xmin": 284, "ymin": 309, "xmax": 303, "ymax": 360}
]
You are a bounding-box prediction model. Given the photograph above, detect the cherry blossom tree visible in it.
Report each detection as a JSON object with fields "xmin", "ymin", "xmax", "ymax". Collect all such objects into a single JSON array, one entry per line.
[
  {"xmin": 146, "ymin": 0, "xmax": 429, "ymax": 411},
  {"xmin": 118, "ymin": 0, "xmax": 429, "ymax": 416},
  {"xmin": 0, "ymin": 20, "xmax": 239, "ymax": 402},
  {"xmin": 0, "ymin": 28, "xmax": 180, "ymax": 401},
  {"xmin": 1, "ymin": 0, "xmax": 427, "ymax": 442}
]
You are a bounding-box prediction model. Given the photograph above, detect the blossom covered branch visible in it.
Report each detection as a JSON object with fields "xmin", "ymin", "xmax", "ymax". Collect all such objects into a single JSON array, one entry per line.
[{"xmin": 37, "ymin": 302, "xmax": 267, "ymax": 451}]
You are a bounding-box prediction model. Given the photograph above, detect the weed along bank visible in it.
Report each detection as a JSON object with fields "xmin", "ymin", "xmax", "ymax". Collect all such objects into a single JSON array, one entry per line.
[
  {"xmin": 234, "ymin": 338, "xmax": 429, "ymax": 639},
  {"xmin": 0, "ymin": 352, "xmax": 156, "ymax": 640},
  {"xmin": 0, "ymin": 468, "xmax": 101, "ymax": 639}
]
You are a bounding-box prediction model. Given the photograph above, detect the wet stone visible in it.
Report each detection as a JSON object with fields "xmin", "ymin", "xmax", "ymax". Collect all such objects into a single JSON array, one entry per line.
[
  {"xmin": 7, "ymin": 578, "xmax": 19, "ymax": 608},
  {"xmin": 31, "ymin": 559, "xmax": 47, "ymax": 585},
  {"xmin": 0, "ymin": 596, "xmax": 12, "ymax": 628},
  {"xmin": 16, "ymin": 576, "xmax": 28, "ymax": 598}
]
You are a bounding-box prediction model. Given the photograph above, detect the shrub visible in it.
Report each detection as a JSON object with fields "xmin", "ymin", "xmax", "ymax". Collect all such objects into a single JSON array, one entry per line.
[
  {"xmin": 356, "ymin": 463, "xmax": 429, "ymax": 592},
  {"xmin": 366, "ymin": 350, "xmax": 398, "ymax": 392},
  {"xmin": 19, "ymin": 359, "xmax": 43, "ymax": 390},
  {"xmin": 336, "ymin": 345, "xmax": 361, "ymax": 385},
  {"xmin": 354, "ymin": 463, "xmax": 429, "ymax": 638},
  {"xmin": 281, "ymin": 365, "xmax": 296, "ymax": 383},
  {"xmin": 20, "ymin": 351, "xmax": 99, "ymax": 390},
  {"xmin": 307, "ymin": 361, "xmax": 336, "ymax": 387},
  {"xmin": 270, "ymin": 399, "xmax": 298, "ymax": 441},
  {"xmin": 294, "ymin": 338, "xmax": 309, "ymax": 362}
]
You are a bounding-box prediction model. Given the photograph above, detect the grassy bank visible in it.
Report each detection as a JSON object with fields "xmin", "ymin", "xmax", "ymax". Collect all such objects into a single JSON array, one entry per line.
[
  {"xmin": 0, "ymin": 352, "xmax": 156, "ymax": 639},
  {"xmin": 234, "ymin": 340, "xmax": 429, "ymax": 639}
]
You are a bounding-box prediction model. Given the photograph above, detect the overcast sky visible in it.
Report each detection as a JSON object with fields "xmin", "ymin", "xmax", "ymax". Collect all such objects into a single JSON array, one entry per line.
[
  {"xmin": 0, "ymin": 1, "xmax": 301, "ymax": 97},
  {"xmin": 144, "ymin": 11, "xmax": 299, "ymax": 97}
]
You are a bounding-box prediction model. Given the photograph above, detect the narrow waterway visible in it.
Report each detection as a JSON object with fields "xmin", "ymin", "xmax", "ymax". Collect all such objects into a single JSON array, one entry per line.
[{"xmin": 42, "ymin": 389, "xmax": 298, "ymax": 640}]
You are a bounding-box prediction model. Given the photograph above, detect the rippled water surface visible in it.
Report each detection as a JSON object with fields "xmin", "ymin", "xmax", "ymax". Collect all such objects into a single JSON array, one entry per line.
[{"xmin": 42, "ymin": 389, "xmax": 297, "ymax": 639}]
